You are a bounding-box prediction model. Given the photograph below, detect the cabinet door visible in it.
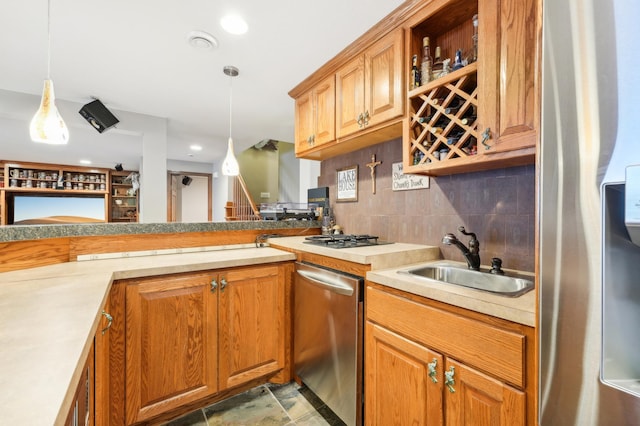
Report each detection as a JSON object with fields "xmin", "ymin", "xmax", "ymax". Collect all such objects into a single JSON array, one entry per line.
[
  {"xmin": 219, "ymin": 265, "xmax": 285, "ymax": 389},
  {"xmin": 314, "ymin": 75, "xmax": 336, "ymax": 146},
  {"xmin": 94, "ymin": 297, "xmax": 113, "ymax": 426},
  {"xmin": 125, "ymin": 272, "xmax": 218, "ymax": 424},
  {"xmin": 66, "ymin": 342, "xmax": 94, "ymax": 426},
  {"xmin": 294, "ymin": 91, "xmax": 315, "ymax": 153},
  {"xmin": 365, "ymin": 322, "xmax": 444, "ymax": 426},
  {"xmin": 336, "ymin": 55, "xmax": 365, "ymax": 138},
  {"xmin": 477, "ymin": 0, "xmax": 540, "ymax": 154},
  {"xmin": 364, "ymin": 29, "xmax": 404, "ymax": 128},
  {"xmin": 444, "ymin": 358, "xmax": 525, "ymax": 426}
]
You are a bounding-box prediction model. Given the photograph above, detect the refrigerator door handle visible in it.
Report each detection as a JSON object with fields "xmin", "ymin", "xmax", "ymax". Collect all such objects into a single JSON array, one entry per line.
[{"xmin": 295, "ymin": 269, "xmax": 354, "ymax": 296}]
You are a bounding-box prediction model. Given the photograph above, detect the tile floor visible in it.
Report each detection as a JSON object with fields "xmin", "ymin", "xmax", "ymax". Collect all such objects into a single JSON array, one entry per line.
[{"xmin": 164, "ymin": 382, "xmax": 346, "ymax": 426}]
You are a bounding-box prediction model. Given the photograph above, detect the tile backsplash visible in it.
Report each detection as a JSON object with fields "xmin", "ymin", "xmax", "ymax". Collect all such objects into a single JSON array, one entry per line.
[{"xmin": 317, "ymin": 138, "xmax": 535, "ymax": 272}]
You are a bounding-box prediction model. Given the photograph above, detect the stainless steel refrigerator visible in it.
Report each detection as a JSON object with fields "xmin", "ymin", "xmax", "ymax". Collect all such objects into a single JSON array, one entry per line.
[{"xmin": 540, "ymin": 0, "xmax": 640, "ymax": 424}]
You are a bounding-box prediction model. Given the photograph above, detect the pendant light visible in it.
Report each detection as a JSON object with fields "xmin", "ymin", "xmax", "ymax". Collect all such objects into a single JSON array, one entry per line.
[
  {"xmin": 221, "ymin": 65, "xmax": 240, "ymax": 176},
  {"xmin": 29, "ymin": 0, "xmax": 69, "ymax": 144}
]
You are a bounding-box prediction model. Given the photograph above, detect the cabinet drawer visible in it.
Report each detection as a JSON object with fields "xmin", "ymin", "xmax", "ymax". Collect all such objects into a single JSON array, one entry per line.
[{"xmin": 366, "ymin": 286, "xmax": 525, "ymax": 388}]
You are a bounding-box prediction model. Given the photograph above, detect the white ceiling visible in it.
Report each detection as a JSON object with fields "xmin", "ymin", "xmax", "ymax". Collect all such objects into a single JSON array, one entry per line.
[{"xmin": 0, "ymin": 0, "xmax": 405, "ymax": 171}]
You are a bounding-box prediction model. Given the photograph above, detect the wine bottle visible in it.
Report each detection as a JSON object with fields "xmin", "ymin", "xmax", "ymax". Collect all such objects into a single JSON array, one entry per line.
[
  {"xmin": 421, "ymin": 37, "xmax": 432, "ymax": 85},
  {"xmin": 432, "ymin": 46, "xmax": 443, "ymax": 79},
  {"xmin": 452, "ymin": 49, "xmax": 464, "ymax": 71},
  {"xmin": 446, "ymin": 130, "xmax": 465, "ymax": 145},
  {"xmin": 411, "ymin": 55, "xmax": 421, "ymax": 89},
  {"xmin": 429, "ymin": 117, "xmax": 449, "ymax": 135},
  {"xmin": 444, "ymin": 98, "xmax": 464, "ymax": 115},
  {"xmin": 461, "ymin": 115, "xmax": 477, "ymax": 126}
]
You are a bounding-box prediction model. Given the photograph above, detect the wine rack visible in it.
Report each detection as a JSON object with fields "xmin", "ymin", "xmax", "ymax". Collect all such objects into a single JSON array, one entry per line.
[{"xmin": 405, "ymin": 62, "xmax": 478, "ymax": 171}]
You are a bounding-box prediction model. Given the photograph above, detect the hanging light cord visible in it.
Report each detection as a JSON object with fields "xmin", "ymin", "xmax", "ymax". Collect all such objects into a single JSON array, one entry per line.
[
  {"xmin": 47, "ymin": 0, "xmax": 51, "ymax": 79},
  {"xmin": 228, "ymin": 73, "xmax": 233, "ymax": 139}
]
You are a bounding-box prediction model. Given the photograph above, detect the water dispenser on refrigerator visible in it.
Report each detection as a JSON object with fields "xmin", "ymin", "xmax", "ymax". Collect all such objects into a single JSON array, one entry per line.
[{"xmin": 601, "ymin": 165, "xmax": 640, "ymax": 397}]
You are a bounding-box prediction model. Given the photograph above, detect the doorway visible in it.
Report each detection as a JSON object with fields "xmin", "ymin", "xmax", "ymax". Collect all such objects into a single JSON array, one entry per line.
[{"xmin": 167, "ymin": 172, "xmax": 212, "ymax": 222}]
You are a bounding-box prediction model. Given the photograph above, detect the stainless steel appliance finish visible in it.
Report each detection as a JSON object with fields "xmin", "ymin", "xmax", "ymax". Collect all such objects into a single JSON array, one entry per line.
[
  {"xmin": 294, "ymin": 261, "xmax": 363, "ymax": 426},
  {"xmin": 601, "ymin": 183, "xmax": 640, "ymax": 397},
  {"xmin": 540, "ymin": 0, "xmax": 640, "ymax": 423},
  {"xmin": 398, "ymin": 261, "xmax": 534, "ymax": 297}
]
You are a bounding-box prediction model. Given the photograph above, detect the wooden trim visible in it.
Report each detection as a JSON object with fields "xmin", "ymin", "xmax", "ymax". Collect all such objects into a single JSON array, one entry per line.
[
  {"xmin": 0, "ymin": 237, "xmax": 71, "ymax": 273},
  {"xmin": 167, "ymin": 171, "xmax": 213, "ymax": 222},
  {"xmin": 0, "ymin": 228, "xmax": 320, "ymax": 273}
]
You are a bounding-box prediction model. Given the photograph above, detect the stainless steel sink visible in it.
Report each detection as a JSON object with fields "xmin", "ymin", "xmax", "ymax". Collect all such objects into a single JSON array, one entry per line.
[{"xmin": 398, "ymin": 262, "xmax": 534, "ymax": 297}]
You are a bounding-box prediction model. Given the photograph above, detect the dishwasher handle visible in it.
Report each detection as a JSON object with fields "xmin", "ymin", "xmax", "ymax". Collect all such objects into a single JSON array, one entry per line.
[{"xmin": 296, "ymin": 268, "xmax": 355, "ymax": 296}]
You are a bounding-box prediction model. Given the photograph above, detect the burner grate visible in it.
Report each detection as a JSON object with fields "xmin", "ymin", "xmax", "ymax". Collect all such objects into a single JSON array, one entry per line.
[{"xmin": 304, "ymin": 234, "xmax": 386, "ymax": 248}]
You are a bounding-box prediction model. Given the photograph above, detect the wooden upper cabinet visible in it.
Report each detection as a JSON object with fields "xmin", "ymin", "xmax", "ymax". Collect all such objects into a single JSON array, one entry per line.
[
  {"xmin": 125, "ymin": 272, "xmax": 218, "ymax": 425},
  {"xmin": 337, "ymin": 29, "xmax": 404, "ymax": 138},
  {"xmin": 218, "ymin": 265, "xmax": 285, "ymax": 390},
  {"xmin": 294, "ymin": 75, "xmax": 335, "ymax": 153},
  {"xmin": 477, "ymin": 0, "xmax": 540, "ymax": 154},
  {"xmin": 444, "ymin": 358, "xmax": 526, "ymax": 425}
]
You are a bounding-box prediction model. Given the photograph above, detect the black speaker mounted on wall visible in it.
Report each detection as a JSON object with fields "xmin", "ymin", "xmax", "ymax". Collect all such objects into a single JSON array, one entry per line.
[
  {"xmin": 182, "ymin": 176, "xmax": 192, "ymax": 186},
  {"xmin": 79, "ymin": 99, "xmax": 119, "ymax": 133}
]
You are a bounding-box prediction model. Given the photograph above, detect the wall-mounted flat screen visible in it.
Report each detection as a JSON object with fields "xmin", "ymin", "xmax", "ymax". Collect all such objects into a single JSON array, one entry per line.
[{"xmin": 10, "ymin": 195, "xmax": 106, "ymax": 225}]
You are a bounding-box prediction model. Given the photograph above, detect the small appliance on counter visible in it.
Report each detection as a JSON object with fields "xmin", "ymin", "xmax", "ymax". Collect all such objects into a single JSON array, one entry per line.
[{"xmin": 259, "ymin": 202, "xmax": 317, "ymax": 221}]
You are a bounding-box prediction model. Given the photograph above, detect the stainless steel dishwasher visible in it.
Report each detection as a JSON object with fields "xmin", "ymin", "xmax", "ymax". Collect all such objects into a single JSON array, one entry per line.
[{"xmin": 294, "ymin": 261, "xmax": 363, "ymax": 426}]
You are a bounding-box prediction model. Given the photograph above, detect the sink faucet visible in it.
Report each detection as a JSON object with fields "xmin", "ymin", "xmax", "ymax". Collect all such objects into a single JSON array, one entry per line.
[{"xmin": 442, "ymin": 226, "xmax": 481, "ymax": 271}]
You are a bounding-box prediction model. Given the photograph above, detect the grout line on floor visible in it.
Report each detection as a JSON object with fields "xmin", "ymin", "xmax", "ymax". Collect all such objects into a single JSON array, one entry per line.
[{"xmin": 265, "ymin": 385, "xmax": 296, "ymax": 424}]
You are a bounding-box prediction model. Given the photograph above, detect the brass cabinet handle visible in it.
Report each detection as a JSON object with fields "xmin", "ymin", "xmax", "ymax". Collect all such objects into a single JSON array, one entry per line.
[
  {"xmin": 210, "ymin": 278, "xmax": 218, "ymax": 293},
  {"xmin": 357, "ymin": 113, "xmax": 365, "ymax": 128},
  {"xmin": 481, "ymin": 127, "xmax": 491, "ymax": 150},
  {"xmin": 427, "ymin": 358, "xmax": 438, "ymax": 383},
  {"xmin": 444, "ymin": 366, "xmax": 456, "ymax": 393},
  {"xmin": 220, "ymin": 278, "xmax": 228, "ymax": 291},
  {"xmin": 307, "ymin": 134, "xmax": 315, "ymax": 147},
  {"xmin": 101, "ymin": 310, "xmax": 113, "ymax": 335},
  {"xmin": 363, "ymin": 110, "xmax": 370, "ymax": 126}
]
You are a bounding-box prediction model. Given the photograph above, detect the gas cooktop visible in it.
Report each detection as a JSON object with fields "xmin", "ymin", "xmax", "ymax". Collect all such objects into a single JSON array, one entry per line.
[{"xmin": 303, "ymin": 234, "xmax": 393, "ymax": 249}]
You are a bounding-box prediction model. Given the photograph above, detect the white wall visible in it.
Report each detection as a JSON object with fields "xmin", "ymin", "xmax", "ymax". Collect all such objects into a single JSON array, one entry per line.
[{"xmin": 178, "ymin": 175, "xmax": 209, "ymax": 222}]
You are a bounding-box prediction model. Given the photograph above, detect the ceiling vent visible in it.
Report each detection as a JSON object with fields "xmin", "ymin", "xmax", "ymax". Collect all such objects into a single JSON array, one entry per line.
[{"xmin": 187, "ymin": 31, "xmax": 218, "ymax": 50}]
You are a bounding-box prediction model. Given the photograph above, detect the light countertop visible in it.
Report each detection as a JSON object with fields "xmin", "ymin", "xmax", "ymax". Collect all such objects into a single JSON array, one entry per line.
[
  {"xmin": 266, "ymin": 236, "xmax": 441, "ymax": 270},
  {"xmin": 0, "ymin": 238, "xmax": 535, "ymax": 425},
  {"xmin": 0, "ymin": 245, "xmax": 296, "ymax": 426},
  {"xmin": 366, "ymin": 261, "xmax": 536, "ymax": 327}
]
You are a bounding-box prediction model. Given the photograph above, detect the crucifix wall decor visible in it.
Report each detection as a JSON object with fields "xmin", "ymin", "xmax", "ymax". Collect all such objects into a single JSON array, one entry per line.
[{"xmin": 366, "ymin": 154, "xmax": 382, "ymax": 194}]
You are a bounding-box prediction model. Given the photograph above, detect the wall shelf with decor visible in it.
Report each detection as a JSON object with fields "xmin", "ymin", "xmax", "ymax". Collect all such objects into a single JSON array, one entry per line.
[
  {"xmin": 3, "ymin": 162, "xmax": 109, "ymax": 193},
  {"xmin": 0, "ymin": 161, "xmax": 141, "ymax": 225},
  {"xmin": 110, "ymin": 170, "xmax": 139, "ymax": 222}
]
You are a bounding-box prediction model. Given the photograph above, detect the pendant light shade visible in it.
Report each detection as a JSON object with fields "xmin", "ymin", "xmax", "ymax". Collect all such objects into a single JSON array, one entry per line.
[
  {"xmin": 222, "ymin": 136, "xmax": 240, "ymax": 176},
  {"xmin": 31, "ymin": 0, "xmax": 69, "ymax": 145},
  {"xmin": 221, "ymin": 65, "xmax": 240, "ymax": 176},
  {"xmin": 30, "ymin": 79, "xmax": 69, "ymax": 144}
]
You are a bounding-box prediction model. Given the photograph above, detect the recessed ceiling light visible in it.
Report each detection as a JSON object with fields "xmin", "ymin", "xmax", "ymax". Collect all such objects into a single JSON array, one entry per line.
[
  {"xmin": 221, "ymin": 14, "xmax": 248, "ymax": 35},
  {"xmin": 80, "ymin": 159, "xmax": 92, "ymax": 165},
  {"xmin": 187, "ymin": 30, "xmax": 219, "ymax": 49},
  {"xmin": 190, "ymin": 144, "xmax": 203, "ymax": 151}
]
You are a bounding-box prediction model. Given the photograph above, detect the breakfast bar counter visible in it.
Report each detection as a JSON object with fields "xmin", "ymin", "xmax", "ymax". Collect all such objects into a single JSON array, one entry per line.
[{"xmin": 0, "ymin": 245, "xmax": 296, "ymax": 426}]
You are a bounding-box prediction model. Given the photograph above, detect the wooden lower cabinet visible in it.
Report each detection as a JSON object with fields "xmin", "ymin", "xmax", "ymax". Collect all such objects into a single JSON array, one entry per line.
[
  {"xmin": 365, "ymin": 283, "xmax": 533, "ymax": 426},
  {"xmin": 125, "ymin": 272, "xmax": 219, "ymax": 424},
  {"xmin": 218, "ymin": 265, "xmax": 285, "ymax": 389},
  {"xmin": 99, "ymin": 263, "xmax": 288, "ymax": 425},
  {"xmin": 445, "ymin": 358, "xmax": 525, "ymax": 425},
  {"xmin": 365, "ymin": 322, "xmax": 444, "ymax": 425},
  {"xmin": 66, "ymin": 342, "xmax": 94, "ymax": 426}
]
